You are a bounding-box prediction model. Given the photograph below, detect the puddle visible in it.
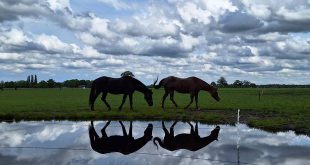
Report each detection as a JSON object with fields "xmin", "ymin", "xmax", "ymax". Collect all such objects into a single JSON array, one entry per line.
[{"xmin": 0, "ymin": 120, "xmax": 309, "ymax": 165}]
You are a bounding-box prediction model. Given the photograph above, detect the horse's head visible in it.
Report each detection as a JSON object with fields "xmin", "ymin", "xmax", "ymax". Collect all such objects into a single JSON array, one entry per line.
[
  {"xmin": 211, "ymin": 126, "xmax": 220, "ymax": 140},
  {"xmin": 144, "ymin": 89, "xmax": 153, "ymax": 106},
  {"xmin": 210, "ymin": 87, "xmax": 220, "ymax": 101},
  {"xmin": 144, "ymin": 123, "xmax": 153, "ymax": 140}
]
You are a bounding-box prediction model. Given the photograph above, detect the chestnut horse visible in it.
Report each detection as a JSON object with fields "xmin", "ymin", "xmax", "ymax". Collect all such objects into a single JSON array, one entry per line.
[
  {"xmin": 153, "ymin": 76, "xmax": 220, "ymax": 109},
  {"xmin": 89, "ymin": 76, "xmax": 153, "ymax": 111},
  {"xmin": 153, "ymin": 121, "xmax": 220, "ymax": 151}
]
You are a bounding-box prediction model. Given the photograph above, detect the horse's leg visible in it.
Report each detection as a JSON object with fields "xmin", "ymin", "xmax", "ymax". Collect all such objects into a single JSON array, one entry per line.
[
  {"xmin": 184, "ymin": 93, "xmax": 194, "ymax": 109},
  {"xmin": 162, "ymin": 121, "xmax": 169, "ymax": 135},
  {"xmin": 119, "ymin": 121, "xmax": 127, "ymax": 136},
  {"xmin": 169, "ymin": 91, "xmax": 178, "ymax": 108},
  {"xmin": 195, "ymin": 121, "xmax": 199, "ymax": 136},
  {"xmin": 162, "ymin": 91, "xmax": 169, "ymax": 109},
  {"xmin": 129, "ymin": 93, "xmax": 133, "ymax": 110},
  {"xmin": 194, "ymin": 92, "xmax": 199, "ymax": 110},
  {"xmin": 101, "ymin": 92, "xmax": 111, "ymax": 111},
  {"xmin": 129, "ymin": 121, "xmax": 133, "ymax": 137},
  {"xmin": 91, "ymin": 90, "xmax": 101, "ymax": 111},
  {"xmin": 170, "ymin": 121, "xmax": 178, "ymax": 136},
  {"xmin": 118, "ymin": 94, "xmax": 128, "ymax": 111},
  {"xmin": 187, "ymin": 122, "xmax": 195, "ymax": 134},
  {"xmin": 89, "ymin": 121, "xmax": 100, "ymax": 139},
  {"xmin": 101, "ymin": 121, "xmax": 111, "ymax": 138}
]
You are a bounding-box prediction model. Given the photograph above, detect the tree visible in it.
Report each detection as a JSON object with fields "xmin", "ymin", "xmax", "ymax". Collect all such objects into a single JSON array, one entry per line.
[
  {"xmin": 121, "ymin": 71, "xmax": 135, "ymax": 77},
  {"xmin": 27, "ymin": 75, "xmax": 30, "ymax": 87},
  {"xmin": 217, "ymin": 77, "xmax": 228, "ymax": 87},
  {"xmin": 233, "ymin": 80, "xmax": 243, "ymax": 88},
  {"xmin": 4, "ymin": 81, "xmax": 15, "ymax": 88},
  {"xmin": 47, "ymin": 79, "xmax": 56, "ymax": 88},
  {"xmin": 249, "ymin": 83, "xmax": 257, "ymax": 88},
  {"xmin": 30, "ymin": 75, "xmax": 34, "ymax": 86},
  {"xmin": 15, "ymin": 80, "xmax": 28, "ymax": 88},
  {"xmin": 210, "ymin": 81, "xmax": 217, "ymax": 87},
  {"xmin": 34, "ymin": 75, "xmax": 38, "ymax": 85},
  {"xmin": 243, "ymin": 80, "xmax": 251, "ymax": 87},
  {"xmin": 0, "ymin": 81, "xmax": 4, "ymax": 91},
  {"xmin": 37, "ymin": 80, "xmax": 47, "ymax": 88},
  {"xmin": 63, "ymin": 79, "xmax": 79, "ymax": 88}
]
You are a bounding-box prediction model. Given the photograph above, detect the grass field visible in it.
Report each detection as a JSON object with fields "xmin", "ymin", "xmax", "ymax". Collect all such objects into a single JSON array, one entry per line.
[{"xmin": 0, "ymin": 88, "xmax": 309, "ymax": 135}]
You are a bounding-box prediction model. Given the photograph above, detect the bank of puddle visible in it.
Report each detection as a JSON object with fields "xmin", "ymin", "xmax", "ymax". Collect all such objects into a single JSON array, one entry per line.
[{"xmin": 0, "ymin": 120, "xmax": 309, "ymax": 165}]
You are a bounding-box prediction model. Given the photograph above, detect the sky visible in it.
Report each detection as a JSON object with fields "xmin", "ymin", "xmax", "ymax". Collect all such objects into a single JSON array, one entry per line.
[{"xmin": 0, "ymin": 0, "xmax": 309, "ymax": 84}]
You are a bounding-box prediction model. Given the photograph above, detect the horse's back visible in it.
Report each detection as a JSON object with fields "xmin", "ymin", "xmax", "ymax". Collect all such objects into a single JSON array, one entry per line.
[
  {"xmin": 161, "ymin": 76, "xmax": 204, "ymax": 92},
  {"xmin": 171, "ymin": 134, "xmax": 201, "ymax": 151},
  {"xmin": 93, "ymin": 76, "xmax": 139, "ymax": 94},
  {"xmin": 163, "ymin": 76, "xmax": 202, "ymax": 83}
]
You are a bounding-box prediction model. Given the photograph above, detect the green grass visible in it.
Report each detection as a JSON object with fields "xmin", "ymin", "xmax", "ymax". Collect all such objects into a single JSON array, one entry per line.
[{"xmin": 0, "ymin": 88, "xmax": 309, "ymax": 135}]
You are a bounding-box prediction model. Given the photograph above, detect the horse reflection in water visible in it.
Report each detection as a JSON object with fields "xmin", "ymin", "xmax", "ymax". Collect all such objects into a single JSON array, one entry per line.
[
  {"xmin": 89, "ymin": 121, "xmax": 153, "ymax": 155},
  {"xmin": 153, "ymin": 121, "xmax": 220, "ymax": 151}
]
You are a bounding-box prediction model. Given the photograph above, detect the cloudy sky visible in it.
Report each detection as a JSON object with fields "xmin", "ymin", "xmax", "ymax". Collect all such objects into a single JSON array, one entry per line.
[{"xmin": 0, "ymin": 0, "xmax": 309, "ymax": 84}]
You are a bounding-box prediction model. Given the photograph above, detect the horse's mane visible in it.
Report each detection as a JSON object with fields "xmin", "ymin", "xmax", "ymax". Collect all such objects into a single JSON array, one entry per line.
[{"xmin": 125, "ymin": 76, "xmax": 150, "ymax": 92}]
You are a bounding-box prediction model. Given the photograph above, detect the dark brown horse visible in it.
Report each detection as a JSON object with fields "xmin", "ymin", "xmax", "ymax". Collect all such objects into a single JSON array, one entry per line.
[
  {"xmin": 153, "ymin": 121, "xmax": 220, "ymax": 151},
  {"xmin": 153, "ymin": 76, "xmax": 220, "ymax": 109},
  {"xmin": 89, "ymin": 76, "xmax": 153, "ymax": 111},
  {"xmin": 89, "ymin": 121, "xmax": 153, "ymax": 155}
]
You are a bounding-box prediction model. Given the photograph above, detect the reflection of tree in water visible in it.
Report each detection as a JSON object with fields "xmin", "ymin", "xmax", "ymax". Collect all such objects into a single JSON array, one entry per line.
[
  {"xmin": 153, "ymin": 121, "xmax": 220, "ymax": 151},
  {"xmin": 88, "ymin": 121, "xmax": 153, "ymax": 155}
]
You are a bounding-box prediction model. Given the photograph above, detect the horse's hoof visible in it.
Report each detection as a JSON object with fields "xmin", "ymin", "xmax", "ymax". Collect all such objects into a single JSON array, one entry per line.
[{"xmin": 118, "ymin": 108, "xmax": 122, "ymax": 111}]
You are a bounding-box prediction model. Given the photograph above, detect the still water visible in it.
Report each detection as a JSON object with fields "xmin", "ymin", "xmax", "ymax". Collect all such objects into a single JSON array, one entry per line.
[{"xmin": 0, "ymin": 120, "xmax": 309, "ymax": 165}]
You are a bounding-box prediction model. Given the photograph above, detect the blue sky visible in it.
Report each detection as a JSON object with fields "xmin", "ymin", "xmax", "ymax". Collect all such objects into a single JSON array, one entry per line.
[{"xmin": 0, "ymin": 0, "xmax": 309, "ymax": 84}]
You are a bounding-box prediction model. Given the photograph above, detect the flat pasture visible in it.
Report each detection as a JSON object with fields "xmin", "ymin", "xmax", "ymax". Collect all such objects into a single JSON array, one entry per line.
[{"xmin": 0, "ymin": 88, "xmax": 309, "ymax": 135}]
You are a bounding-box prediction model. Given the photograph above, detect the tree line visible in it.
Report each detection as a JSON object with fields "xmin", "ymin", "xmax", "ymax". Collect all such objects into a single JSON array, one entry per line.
[
  {"xmin": 213, "ymin": 77, "xmax": 257, "ymax": 88},
  {"xmin": 1, "ymin": 75, "xmax": 309, "ymax": 90},
  {"xmin": 212, "ymin": 77, "xmax": 310, "ymax": 88},
  {"xmin": 0, "ymin": 75, "xmax": 92, "ymax": 89}
]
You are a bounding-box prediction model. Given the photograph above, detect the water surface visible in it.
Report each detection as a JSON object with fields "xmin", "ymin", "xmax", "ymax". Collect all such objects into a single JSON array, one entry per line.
[{"xmin": 0, "ymin": 120, "xmax": 309, "ymax": 165}]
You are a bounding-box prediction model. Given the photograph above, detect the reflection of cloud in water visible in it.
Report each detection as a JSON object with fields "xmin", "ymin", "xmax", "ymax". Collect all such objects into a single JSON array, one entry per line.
[{"xmin": 0, "ymin": 121, "xmax": 309, "ymax": 165}]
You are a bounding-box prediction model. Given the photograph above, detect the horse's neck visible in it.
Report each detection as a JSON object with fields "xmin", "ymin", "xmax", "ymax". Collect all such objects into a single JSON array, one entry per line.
[
  {"xmin": 129, "ymin": 135, "xmax": 150, "ymax": 151},
  {"xmin": 200, "ymin": 135, "xmax": 217, "ymax": 146},
  {"xmin": 202, "ymin": 83, "xmax": 213, "ymax": 92},
  {"xmin": 134, "ymin": 81, "xmax": 148, "ymax": 93}
]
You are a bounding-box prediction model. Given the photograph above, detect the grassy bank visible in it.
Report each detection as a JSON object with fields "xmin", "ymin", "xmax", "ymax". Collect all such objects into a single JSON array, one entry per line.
[{"xmin": 0, "ymin": 88, "xmax": 309, "ymax": 135}]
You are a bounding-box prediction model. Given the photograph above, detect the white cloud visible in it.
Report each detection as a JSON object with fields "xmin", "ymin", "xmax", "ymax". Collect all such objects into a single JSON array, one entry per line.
[
  {"xmin": 0, "ymin": 28, "xmax": 29, "ymax": 46},
  {"xmin": 63, "ymin": 60, "xmax": 92, "ymax": 69},
  {"xmin": 0, "ymin": 52, "xmax": 23, "ymax": 61},
  {"xmin": 46, "ymin": 0, "xmax": 72, "ymax": 12},
  {"xmin": 35, "ymin": 34, "xmax": 75, "ymax": 53},
  {"xmin": 98, "ymin": 0, "xmax": 133, "ymax": 10}
]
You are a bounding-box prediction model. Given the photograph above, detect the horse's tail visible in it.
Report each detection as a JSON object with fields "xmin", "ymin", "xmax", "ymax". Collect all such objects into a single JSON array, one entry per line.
[
  {"xmin": 153, "ymin": 137, "xmax": 163, "ymax": 150},
  {"xmin": 153, "ymin": 77, "xmax": 164, "ymax": 89},
  {"xmin": 89, "ymin": 81, "xmax": 97, "ymax": 109}
]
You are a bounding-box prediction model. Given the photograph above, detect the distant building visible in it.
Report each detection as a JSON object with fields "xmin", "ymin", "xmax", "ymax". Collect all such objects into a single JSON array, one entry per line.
[{"xmin": 78, "ymin": 85, "xmax": 86, "ymax": 89}]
